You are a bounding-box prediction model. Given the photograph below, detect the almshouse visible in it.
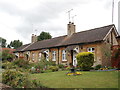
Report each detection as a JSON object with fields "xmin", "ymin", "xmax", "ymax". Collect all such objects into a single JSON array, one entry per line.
[{"xmin": 15, "ymin": 22, "xmax": 120, "ymax": 67}]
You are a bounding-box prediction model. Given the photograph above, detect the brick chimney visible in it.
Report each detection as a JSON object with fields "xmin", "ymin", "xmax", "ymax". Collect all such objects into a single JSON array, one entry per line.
[
  {"xmin": 67, "ymin": 22, "xmax": 76, "ymax": 36},
  {"xmin": 31, "ymin": 34, "xmax": 37, "ymax": 43}
]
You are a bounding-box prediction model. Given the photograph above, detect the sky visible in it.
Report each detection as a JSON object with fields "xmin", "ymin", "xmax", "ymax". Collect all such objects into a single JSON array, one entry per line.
[{"xmin": 0, "ymin": 0, "xmax": 119, "ymax": 45}]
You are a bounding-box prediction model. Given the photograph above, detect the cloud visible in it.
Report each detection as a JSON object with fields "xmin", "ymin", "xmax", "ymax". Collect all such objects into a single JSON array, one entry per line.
[
  {"xmin": 0, "ymin": 0, "xmax": 88, "ymax": 43},
  {"xmin": 0, "ymin": 0, "xmax": 118, "ymax": 44}
]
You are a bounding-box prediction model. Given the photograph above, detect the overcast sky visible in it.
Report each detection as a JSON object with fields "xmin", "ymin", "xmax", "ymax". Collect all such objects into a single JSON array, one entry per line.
[{"xmin": 0, "ymin": 0, "xmax": 119, "ymax": 45}]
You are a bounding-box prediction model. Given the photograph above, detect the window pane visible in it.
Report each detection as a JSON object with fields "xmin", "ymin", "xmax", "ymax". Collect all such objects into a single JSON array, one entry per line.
[{"xmin": 92, "ymin": 48, "xmax": 95, "ymax": 51}]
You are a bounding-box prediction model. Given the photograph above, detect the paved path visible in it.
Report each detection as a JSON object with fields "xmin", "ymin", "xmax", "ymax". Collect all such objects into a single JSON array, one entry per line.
[{"xmin": 0, "ymin": 83, "xmax": 12, "ymax": 89}]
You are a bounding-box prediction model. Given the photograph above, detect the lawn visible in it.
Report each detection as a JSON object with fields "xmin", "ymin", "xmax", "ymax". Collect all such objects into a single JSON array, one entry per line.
[{"xmin": 30, "ymin": 70, "xmax": 119, "ymax": 88}]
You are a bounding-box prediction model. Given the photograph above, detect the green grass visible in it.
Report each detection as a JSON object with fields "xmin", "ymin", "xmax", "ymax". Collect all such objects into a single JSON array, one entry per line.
[{"xmin": 29, "ymin": 71, "xmax": 119, "ymax": 88}]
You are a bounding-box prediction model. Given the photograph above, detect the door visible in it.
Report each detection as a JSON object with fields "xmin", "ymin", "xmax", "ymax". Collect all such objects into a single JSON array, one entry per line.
[{"xmin": 73, "ymin": 51, "xmax": 77, "ymax": 67}]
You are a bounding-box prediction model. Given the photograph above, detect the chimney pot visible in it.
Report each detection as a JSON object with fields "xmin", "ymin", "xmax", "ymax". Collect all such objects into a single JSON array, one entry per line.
[
  {"xmin": 31, "ymin": 34, "xmax": 37, "ymax": 43},
  {"xmin": 67, "ymin": 22, "xmax": 76, "ymax": 36}
]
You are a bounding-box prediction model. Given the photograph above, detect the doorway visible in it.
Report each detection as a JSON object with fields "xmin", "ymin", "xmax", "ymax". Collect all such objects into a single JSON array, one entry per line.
[{"xmin": 73, "ymin": 51, "xmax": 77, "ymax": 67}]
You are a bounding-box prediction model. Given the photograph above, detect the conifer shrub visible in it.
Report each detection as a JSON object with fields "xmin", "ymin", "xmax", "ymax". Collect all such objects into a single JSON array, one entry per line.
[{"xmin": 76, "ymin": 52, "xmax": 94, "ymax": 71}]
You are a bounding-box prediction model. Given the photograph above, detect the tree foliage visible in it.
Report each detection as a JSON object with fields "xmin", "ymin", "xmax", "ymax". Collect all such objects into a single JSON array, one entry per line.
[
  {"xmin": 0, "ymin": 37, "xmax": 6, "ymax": 47},
  {"xmin": 9, "ymin": 40, "xmax": 23, "ymax": 49},
  {"xmin": 37, "ymin": 31, "xmax": 52, "ymax": 41},
  {"xmin": 1, "ymin": 50, "xmax": 15, "ymax": 62},
  {"xmin": 76, "ymin": 52, "xmax": 94, "ymax": 70}
]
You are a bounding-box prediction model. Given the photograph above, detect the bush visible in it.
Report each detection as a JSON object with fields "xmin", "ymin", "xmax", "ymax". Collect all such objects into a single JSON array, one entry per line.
[
  {"xmin": 1, "ymin": 50, "xmax": 15, "ymax": 62},
  {"xmin": 58, "ymin": 64, "xmax": 64, "ymax": 69},
  {"xmin": 33, "ymin": 59, "xmax": 56, "ymax": 72},
  {"xmin": 2, "ymin": 69, "xmax": 28, "ymax": 88},
  {"xmin": 94, "ymin": 64, "xmax": 102, "ymax": 70},
  {"xmin": 108, "ymin": 66, "xmax": 114, "ymax": 69},
  {"xmin": 2, "ymin": 61, "xmax": 17, "ymax": 69},
  {"xmin": 65, "ymin": 66, "xmax": 71, "ymax": 70},
  {"xmin": 49, "ymin": 66, "xmax": 59, "ymax": 72},
  {"xmin": 76, "ymin": 52, "xmax": 94, "ymax": 71},
  {"xmin": 13, "ymin": 59, "xmax": 30, "ymax": 69},
  {"xmin": 28, "ymin": 79, "xmax": 47, "ymax": 88}
]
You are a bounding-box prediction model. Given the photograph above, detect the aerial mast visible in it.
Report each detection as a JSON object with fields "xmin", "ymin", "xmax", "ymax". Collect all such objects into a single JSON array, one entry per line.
[
  {"xmin": 112, "ymin": 0, "xmax": 114, "ymax": 23},
  {"xmin": 67, "ymin": 9, "xmax": 73, "ymax": 22}
]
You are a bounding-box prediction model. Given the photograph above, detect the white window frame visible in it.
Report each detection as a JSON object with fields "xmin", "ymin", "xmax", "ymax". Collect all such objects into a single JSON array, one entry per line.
[
  {"xmin": 32, "ymin": 53, "xmax": 35, "ymax": 61},
  {"xmin": 38, "ymin": 52, "xmax": 41, "ymax": 61},
  {"xmin": 44, "ymin": 49, "xmax": 49, "ymax": 61},
  {"xmin": 52, "ymin": 51, "xmax": 56, "ymax": 61},
  {"xmin": 15, "ymin": 53, "xmax": 19, "ymax": 57},
  {"xmin": 87, "ymin": 47, "xmax": 96, "ymax": 61},
  {"xmin": 62, "ymin": 50, "xmax": 67, "ymax": 61},
  {"xmin": 74, "ymin": 46, "xmax": 79, "ymax": 53},
  {"xmin": 27, "ymin": 51, "xmax": 30, "ymax": 56},
  {"xmin": 87, "ymin": 47, "xmax": 95, "ymax": 53}
]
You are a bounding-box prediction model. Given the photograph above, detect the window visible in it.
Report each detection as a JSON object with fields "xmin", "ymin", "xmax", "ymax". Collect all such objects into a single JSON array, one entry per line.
[
  {"xmin": 44, "ymin": 50, "xmax": 49, "ymax": 61},
  {"xmin": 46, "ymin": 54, "xmax": 49, "ymax": 61},
  {"xmin": 62, "ymin": 50, "xmax": 67, "ymax": 61},
  {"xmin": 87, "ymin": 47, "xmax": 95, "ymax": 53},
  {"xmin": 80, "ymin": 46, "xmax": 83, "ymax": 49},
  {"xmin": 52, "ymin": 51, "xmax": 56, "ymax": 61},
  {"xmin": 38, "ymin": 52, "xmax": 41, "ymax": 61}
]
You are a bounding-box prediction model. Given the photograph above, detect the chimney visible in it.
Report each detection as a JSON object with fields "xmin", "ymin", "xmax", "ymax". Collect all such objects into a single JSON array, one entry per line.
[
  {"xmin": 67, "ymin": 22, "xmax": 76, "ymax": 36},
  {"xmin": 31, "ymin": 34, "xmax": 37, "ymax": 43}
]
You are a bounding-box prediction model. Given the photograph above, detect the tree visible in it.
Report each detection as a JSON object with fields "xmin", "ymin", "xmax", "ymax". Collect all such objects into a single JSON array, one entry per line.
[
  {"xmin": 37, "ymin": 31, "xmax": 52, "ymax": 41},
  {"xmin": 0, "ymin": 37, "xmax": 6, "ymax": 47},
  {"xmin": 76, "ymin": 52, "xmax": 94, "ymax": 71},
  {"xmin": 1, "ymin": 50, "xmax": 15, "ymax": 62},
  {"xmin": 7, "ymin": 44, "xmax": 11, "ymax": 48},
  {"xmin": 100, "ymin": 43, "xmax": 111, "ymax": 67},
  {"xmin": 9, "ymin": 40, "xmax": 23, "ymax": 49}
]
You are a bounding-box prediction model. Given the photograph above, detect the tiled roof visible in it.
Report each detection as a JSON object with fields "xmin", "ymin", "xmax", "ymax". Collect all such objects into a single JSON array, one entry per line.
[
  {"xmin": 15, "ymin": 44, "xmax": 30, "ymax": 52},
  {"xmin": 2, "ymin": 48, "xmax": 16, "ymax": 53},
  {"xmin": 15, "ymin": 24, "xmax": 115, "ymax": 52}
]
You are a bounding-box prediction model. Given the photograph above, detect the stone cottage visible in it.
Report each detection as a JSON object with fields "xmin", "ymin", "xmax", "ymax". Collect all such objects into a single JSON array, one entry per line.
[{"xmin": 15, "ymin": 22, "xmax": 120, "ymax": 67}]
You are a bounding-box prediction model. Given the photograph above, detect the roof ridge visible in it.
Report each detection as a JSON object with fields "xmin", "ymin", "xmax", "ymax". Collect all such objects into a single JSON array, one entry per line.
[
  {"xmin": 73, "ymin": 24, "xmax": 114, "ymax": 35},
  {"xmin": 36, "ymin": 35, "xmax": 67, "ymax": 43}
]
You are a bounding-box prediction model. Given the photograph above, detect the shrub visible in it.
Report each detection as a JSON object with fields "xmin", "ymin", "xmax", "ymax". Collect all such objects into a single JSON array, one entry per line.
[
  {"xmin": 58, "ymin": 64, "xmax": 64, "ymax": 69},
  {"xmin": 24, "ymin": 79, "xmax": 47, "ymax": 88},
  {"xmin": 13, "ymin": 59, "xmax": 30, "ymax": 69},
  {"xmin": 49, "ymin": 66, "xmax": 59, "ymax": 72},
  {"xmin": 65, "ymin": 66, "xmax": 71, "ymax": 70},
  {"xmin": 94, "ymin": 64, "xmax": 102, "ymax": 70},
  {"xmin": 76, "ymin": 52, "xmax": 94, "ymax": 71},
  {"xmin": 33, "ymin": 59, "xmax": 56, "ymax": 71},
  {"xmin": 1, "ymin": 50, "xmax": 15, "ymax": 62},
  {"xmin": 2, "ymin": 61, "xmax": 17, "ymax": 69},
  {"xmin": 113, "ymin": 48, "xmax": 120, "ymax": 59},
  {"xmin": 2, "ymin": 69, "xmax": 28, "ymax": 88},
  {"xmin": 108, "ymin": 66, "xmax": 114, "ymax": 69}
]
